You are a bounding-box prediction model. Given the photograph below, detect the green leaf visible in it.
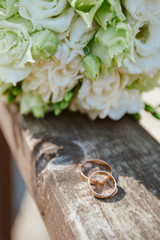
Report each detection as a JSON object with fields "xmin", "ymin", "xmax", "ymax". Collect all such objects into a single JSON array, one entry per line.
[
  {"xmin": 145, "ymin": 104, "xmax": 160, "ymax": 120},
  {"xmin": 152, "ymin": 112, "xmax": 160, "ymax": 120},
  {"xmin": 145, "ymin": 104, "xmax": 155, "ymax": 113},
  {"xmin": 64, "ymin": 91, "xmax": 74, "ymax": 102},
  {"xmin": 132, "ymin": 113, "xmax": 141, "ymax": 121},
  {"xmin": 53, "ymin": 87, "xmax": 78, "ymax": 116},
  {"xmin": 6, "ymin": 84, "xmax": 22, "ymax": 103},
  {"xmin": 8, "ymin": 93, "xmax": 16, "ymax": 103},
  {"xmin": 83, "ymin": 47, "xmax": 90, "ymax": 56},
  {"xmin": 60, "ymin": 101, "xmax": 69, "ymax": 110},
  {"xmin": 12, "ymin": 86, "xmax": 21, "ymax": 96},
  {"xmin": 54, "ymin": 103, "xmax": 62, "ymax": 116}
]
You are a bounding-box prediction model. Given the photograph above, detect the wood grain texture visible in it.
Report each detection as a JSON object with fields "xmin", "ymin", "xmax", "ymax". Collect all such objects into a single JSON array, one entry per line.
[{"xmin": 0, "ymin": 101, "xmax": 160, "ymax": 240}]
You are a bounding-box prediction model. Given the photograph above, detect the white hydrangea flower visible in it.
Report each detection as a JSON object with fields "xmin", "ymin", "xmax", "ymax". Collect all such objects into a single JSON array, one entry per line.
[
  {"xmin": 22, "ymin": 42, "xmax": 84, "ymax": 103},
  {"xmin": 70, "ymin": 71, "xmax": 143, "ymax": 120},
  {"xmin": 19, "ymin": 0, "xmax": 74, "ymax": 33}
]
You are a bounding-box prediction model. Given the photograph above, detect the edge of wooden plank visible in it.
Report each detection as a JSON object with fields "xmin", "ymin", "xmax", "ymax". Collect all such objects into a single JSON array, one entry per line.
[{"xmin": 0, "ymin": 102, "xmax": 75, "ymax": 240}]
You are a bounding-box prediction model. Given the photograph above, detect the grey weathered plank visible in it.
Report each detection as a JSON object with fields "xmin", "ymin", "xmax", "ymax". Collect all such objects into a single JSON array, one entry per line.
[{"xmin": 0, "ymin": 101, "xmax": 160, "ymax": 240}]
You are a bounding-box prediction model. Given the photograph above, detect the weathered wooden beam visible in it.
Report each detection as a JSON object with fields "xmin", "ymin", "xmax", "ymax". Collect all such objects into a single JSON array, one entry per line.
[{"xmin": 0, "ymin": 101, "xmax": 160, "ymax": 240}]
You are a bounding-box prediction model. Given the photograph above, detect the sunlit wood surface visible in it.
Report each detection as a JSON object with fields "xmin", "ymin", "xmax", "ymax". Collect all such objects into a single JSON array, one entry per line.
[{"xmin": 0, "ymin": 101, "xmax": 160, "ymax": 240}]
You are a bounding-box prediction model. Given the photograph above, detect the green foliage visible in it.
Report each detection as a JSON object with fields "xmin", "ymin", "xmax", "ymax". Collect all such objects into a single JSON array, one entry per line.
[
  {"xmin": 145, "ymin": 104, "xmax": 160, "ymax": 120},
  {"xmin": 53, "ymin": 89, "xmax": 75, "ymax": 116}
]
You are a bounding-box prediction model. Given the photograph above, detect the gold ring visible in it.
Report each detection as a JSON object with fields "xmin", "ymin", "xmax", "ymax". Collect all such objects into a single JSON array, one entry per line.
[
  {"xmin": 87, "ymin": 171, "xmax": 117, "ymax": 199},
  {"xmin": 79, "ymin": 159, "xmax": 112, "ymax": 184}
]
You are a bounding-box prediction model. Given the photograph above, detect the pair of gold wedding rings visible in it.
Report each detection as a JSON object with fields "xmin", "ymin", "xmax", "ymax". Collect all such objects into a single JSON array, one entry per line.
[{"xmin": 79, "ymin": 159, "xmax": 118, "ymax": 199}]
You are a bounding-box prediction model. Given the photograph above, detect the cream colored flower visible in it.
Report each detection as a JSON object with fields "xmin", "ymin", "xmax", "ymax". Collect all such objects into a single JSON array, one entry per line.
[
  {"xmin": 70, "ymin": 71, "xmax": 143, "ymax": 120},
  {"xmin": 22, "ymin": 42, "xmax": 84, "ymax": 103},
  {"xmin": 22, "ymin": 61, "xmax": 52, "ymax": 102}
]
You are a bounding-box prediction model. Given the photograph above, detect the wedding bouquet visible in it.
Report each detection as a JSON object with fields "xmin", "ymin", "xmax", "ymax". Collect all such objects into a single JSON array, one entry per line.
[{"xmin": 0, "ymin": 0, "xmax": 160, "ymax": 120}]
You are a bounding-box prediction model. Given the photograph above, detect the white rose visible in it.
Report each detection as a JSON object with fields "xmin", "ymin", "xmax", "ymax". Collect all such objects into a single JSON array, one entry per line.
[
  {"xmin": 0, "ymin": 0, "xmax": 18, "ymax": 20},
  {"xmin": 121, "ymin": 18, "xmax": 160, "ymax": 77},
  {"xmin": 19, "ymin": 0, "xmax": 74, "ymax": 33},
  {"xmin": 50, "ymin": 44, "xmax": 84, "ymax": 102},
  {"xmin": 70, "ymin": 71, "xmax": 143, "ymax": 120},
  {"xmin": 65, "ymin": 16, "xmax": 96, "ymax": 49},
  {"xmin": 22, "ymin": 43, "xmax": 84, "ymax": 103},
  {"xmin": 122, "ymin": 0, "xmax": 160, "ymax": 20},
  {"xmin": 121, "ymin": 0, "xmax": 160, "ymax": 76},
  {"xmin": 0, "ymin": 20, "xmax": 33, "ymax": 84}
]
